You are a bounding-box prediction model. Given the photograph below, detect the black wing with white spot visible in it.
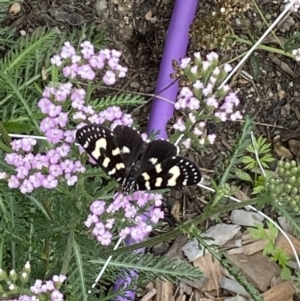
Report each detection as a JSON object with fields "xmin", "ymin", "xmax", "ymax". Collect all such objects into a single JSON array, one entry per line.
[
  {"xmin": 76, "ymin": 124, "xmax": 128, "ymax": 180},
  {"xmin": 134, "ymin": 151, "xmax": 201, "ymax": 191},
  {"xmin": 112, "ymin": 125, "xmax": 145, "ymax": 176}
]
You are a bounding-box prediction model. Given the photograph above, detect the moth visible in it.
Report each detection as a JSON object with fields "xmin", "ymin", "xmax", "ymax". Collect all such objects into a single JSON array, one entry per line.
[{"xmin": 75, "ymin": 124, "xmax": 201, "ymax": 193}]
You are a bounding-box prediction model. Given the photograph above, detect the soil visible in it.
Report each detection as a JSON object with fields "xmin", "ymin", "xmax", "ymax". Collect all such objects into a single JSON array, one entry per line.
[{"xmin": 4, "ymin": 0, "xmax": 300, "ymax": 299}]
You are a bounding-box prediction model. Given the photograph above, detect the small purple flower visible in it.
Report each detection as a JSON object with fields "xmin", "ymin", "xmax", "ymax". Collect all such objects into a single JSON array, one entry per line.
[
  {"xmin": 84, "ymin": 214, "xmax": 99, "ymax": 227},
  {"xmin": 0, "ymin": 172, "xmax": 7, "ymax": 179},
  {"xmin": 180, "ymin": 57, "xmax": 191, "ymax": 68},
  {"xmin": 56, "ymin": 144, "xmax": 71, "ymax": 157},
  {"xmin": 98, "ymin": 230, "xmax": 112, "ymax": 246},
  {"xmin": 111, "ymin": 49, "xmax": 121, "ymax": 58},
  {"xmin": 71, "ymin": 54, "xmax": 81, "ymax": 63},
  {"xmin": 100, "ymin": 49, "xmax": 111, "ymax": 59},
  {"xmin": 102, "ymin": 70, "xmax": 116, "ymax": 85},
  {"xmin": 193, "ymin": 80, "xmax": 204, "ymax": 90},
  {"xmin": 53, "ymin": 112, "xmax": 69, "ymax": 128},
  {"xmin": 207, "ymin": 134, "xmax": 216, "ymax": 144},
  {"xmin": 40, "ymin": 117, "xmax": 56, "ymax": 133},
  {"xmin": 63, "ymin": 64, "xmax": 78, "ymax": 79},
  {"xmin": 5, "ymin": 153, "xmax": 23, "ymax": 167},
  {"xmin": 60, "ymin": 159, "xmax": 75, "ymax": 173},
  {"xmin": 42, "ymin": 175, "xmax": 58, "ymax": 189},
  {"xmin": 205, "ymin": 96, "xmax": 218, "ymax": 108},
  {"xmin": 20, "ymin": 179, "xmax": 34, "ymax": 194},
  {"xmin": 182, "ymin": 138, "xmax": 191, "ymax": 149},
  {"xmin": 47, "ymin": 149, "xmax": 61, "ymax": 164},
  {"xmin": 214, "ymin": 111, "xmax": 227, "ymax": 122},
  {"xmin": 78, "ymin": 64, "xmax": 96, "ymax": 80},
  {"xmin": 42, "ymin": 86, "xmax": 57, "ymax": 98},
  {"xmin": 80, "ymin": 41, "xmax": 94, "ymax": 59},
  {"xmin": 51, "ymin": 290, "xmax": 64, "ymax": 301},
  {"xmin": 8, "ymin": 175, "xmax": 20, "ymax": 188},
  {"xmin": 230, "ymin": 111, "xmax": 243, "ymax": 121},
  {"xmin": 88, "ymin": 114, "xmax": 100, "ymax": 123},
  {"xmin": 188, "ymin": 97, "xmax": 200, "ymax": 110},
  {"xmin": 55, "ymin": 90, "xmax": 68, "ymax": 102},
  {"xmin": 73, "ymin": 160, "xmax": 86, "ymax": 173},
  {"xmin": 30, "ymin": 279, "xmax": 43, "ymax": 294},
  {"xmin": 49, "ymin": 164, "xmax": 63, "ymax": 177},
  {"xmin": 116, "ymin": 65, "xmax": 128, "ymax": 78},
  {"xmin": 92, "ymin": 222, "xmax": 105, "ymax": 236},
  {"xmin": 46, "ymin": 128, "xmax": 64, "ymax": 144},
  {"xmin": 41, "ymin": 280, "xmax": 55, "ymax": 292},
  {"xmin": 38, "ymin": 98, "xmax": 53, "ymax": 114},
  {"xmin": 90, "ymin": 200, "xmax": 106, "ymax": 216},
  {"xmin": 16, "ymin": 165, "xmax": 29, "ymax": 179},
  {"xmin": 64, "ymin": 130, "xmax": 76, "ymax": 143},
  {"xmin": 29, "ymin": 172, "xmax": 44, "ymax": 188},
  {"xmin": 173, "ymin": 118, "xmax": 186, "ymax": 132},
  {"xmin": 60, "ymin": 41, "xmax": 76, "ymax": 59},
  {"xmin": 174, "ymin": 97, "xmax": 188, "ymax": 110},
  {"xmin": 71, "ymin": 88, "xmax": 86, "ymax": 102},
  {"xmin": 50, "ymin": 55, "xmax": 62, "ymax": 67},
  {"xmin": 119, "ymin": 227, "xmax": 130, "ymax": 239},
  {"xmin": 32, "ymin": 154, "xmax": 50, "ymax": 169},
  {"xmin": 120, "ymin": 113, "xmax": 133, "ymax": 126},
  {"xmin": 107, "ymin": 57, "xmax": 119, "ymax": 70},
  {"xmin": 89, "ymin": 54, "xmax": 105, "ymax": 69},
  {"xmin": 48, "ymin": 104, "xmax": 62, "ymax": 118},
  {"xmin": 52, "ymin": 275, "xmax": 66, "ymax": 284},
  {"xmin": 179, "ymin": 87, "xmax": 193, "ymax": 99},
  {"xmin": 65, "ymin": 174, "xmax": 77, "ymax": 186},
  {"xmin": 202, "ymin": 83, "xmax": 214, "ymax": 96},
  {"xmin": 150, "ymin": 207, "xmax": 164, "ymax": 223},
  {"xmin": 83, "ymin": 105, "xmax": 95, "ymax": 115},
  {"xmin": 105, "ymin": 218, "xmax": 115, "ymax": 229},
  {"xmin": 206, "ymin": 51, "xmax": 218, "ymax": 61},
  {"xmin": 72, "ymin": 111, "xmax": 87, "ymax": 121}
]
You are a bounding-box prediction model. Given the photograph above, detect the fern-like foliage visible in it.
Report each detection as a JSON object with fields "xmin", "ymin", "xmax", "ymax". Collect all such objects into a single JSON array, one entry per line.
[
  {"xmin": 92, "ymin": 253, "xmax": 203, "ymax": 283},
  {"xmin": 91, "ymin": 94, "xmax": 146, "ymax": 111},
  {"xmin": 0, "ymin": 28, "xmax": 57, "ymax": 74},
  {"xmin": 210, "ymin": 117, "xmax": 253, "ymax": 206}
]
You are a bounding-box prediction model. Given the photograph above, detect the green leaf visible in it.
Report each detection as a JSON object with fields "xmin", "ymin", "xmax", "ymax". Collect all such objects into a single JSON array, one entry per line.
[
  {"xmin": 0, "ymin": 121, "xmax": 11, "ymax": 146},
  {"xmin": 252, "ymin": 185, "xmax": 265, "ymax": 195},
  {"xmin": 281, "ymin": 266, "xmax": 291, "ymax": 280},
  {"xmin": 235, "ymin": 169, "xmax": 253, "ymax": 183},
  {"xmin": 0, "ymin": 140, "xmax": 12, "ymax": 152},
  {"xmin": 2, "ymin": 120, "xmax": 32, "ymax": 133}
]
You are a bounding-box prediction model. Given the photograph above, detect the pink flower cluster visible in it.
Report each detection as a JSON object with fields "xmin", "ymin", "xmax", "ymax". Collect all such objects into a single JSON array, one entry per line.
[
  {"xmin": 4, "ymin": 138, "xmax": 85, "ymax": 193},
  {"xmin": 38, "ymin": 82, "xmax": 133, "ymax": 144},
  {"xmin": 50, "ymin": 41, "xmax": 128, "ymax": 85},
  {"xmin": 13, "ymin": 275, "xmax": 66, "ymax": 301},
  {"xmin": 172, "ymin": 51, "xmax": 242, "ymax": 148},
  {"xmin": 84, "ymin": 192, "xmax": 164, "ymax": 245}
]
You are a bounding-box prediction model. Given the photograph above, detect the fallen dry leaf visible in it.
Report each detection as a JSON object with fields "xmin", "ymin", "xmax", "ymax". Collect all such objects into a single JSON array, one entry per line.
[{"xmin": 9, "ymin": 2, "xmax": 21, "ymax": 15}]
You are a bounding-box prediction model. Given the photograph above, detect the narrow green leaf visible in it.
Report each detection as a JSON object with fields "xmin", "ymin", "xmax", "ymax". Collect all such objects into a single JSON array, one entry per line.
[{"xmin": 0, "ymin": 121, "xmax": 11, "ymax": 147}]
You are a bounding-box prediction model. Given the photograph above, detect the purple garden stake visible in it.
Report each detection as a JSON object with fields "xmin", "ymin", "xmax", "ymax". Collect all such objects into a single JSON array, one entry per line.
[{"xmin": 114, "ymin": 0, "xmax": 199, "ymax": 300}]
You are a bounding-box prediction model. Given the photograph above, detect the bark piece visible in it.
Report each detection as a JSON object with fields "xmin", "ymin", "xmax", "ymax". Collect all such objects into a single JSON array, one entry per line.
[
  {"xmin": 225, "ymin": 252, "xmax": 281, "ymax": 291},
  {"xmin": 262, "ymin": 280, "xmax": 296, "ymax": 301},
  {"xmin": 219, "ymin": 277, "xmax": 250, "ymax": 298},
  {"xmin": 276, "ymin": 232, "xmax": 300, "ymax": 258},
  {"xmin": 242, "ymin": 239, "xmax": 269, "ymax": 255},
  {"xmin": 193, "ymin": 253, "xmax": 222, "ymax": 292},
  {"xmin": 182, "ymin": 224, "xmax": 240, "ymax": 261},
  {"xmin": 230, "ymin": 209, "xmax": 264, "ymax": 227}
]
